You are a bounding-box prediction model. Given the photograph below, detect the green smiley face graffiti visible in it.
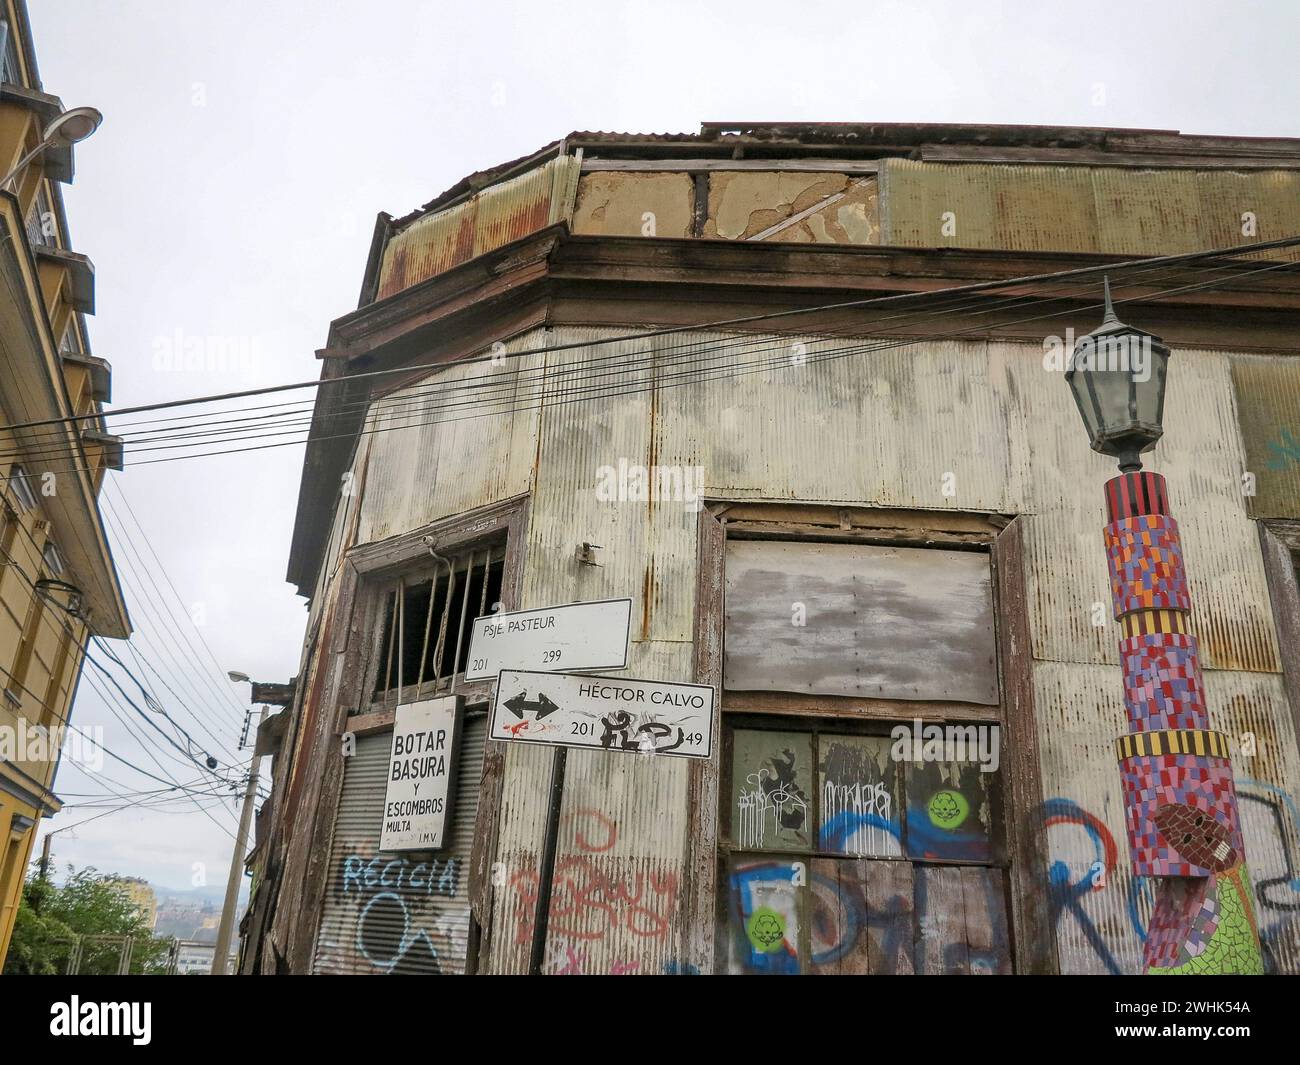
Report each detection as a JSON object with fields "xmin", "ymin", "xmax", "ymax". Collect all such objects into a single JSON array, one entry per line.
[
  {"xmin": 746, "ymin": 907, "xmax": 787, "ymax": 953},
  {"xmin": 927, "ymin": 789, "xmax": 970, "ymax": 830}
]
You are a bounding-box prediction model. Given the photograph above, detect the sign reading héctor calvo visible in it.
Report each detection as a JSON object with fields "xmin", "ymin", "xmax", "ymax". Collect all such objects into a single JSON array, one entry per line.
[
  {"xmin": 491, "ymin": 669, "xmax": 714, "ymax": 758},
  {"xmin": 463, "ymin": 598, "xmax": 631, "ymax": 680},
  {"xmin": 380, "ymin": 696, "xmax": 462, "ymax": 852}
]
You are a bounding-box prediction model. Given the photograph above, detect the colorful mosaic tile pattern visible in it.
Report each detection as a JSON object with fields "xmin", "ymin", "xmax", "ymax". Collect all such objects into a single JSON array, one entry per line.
[
  {"xmin": 1121, "ymin": 610, "xmax": 1188, "ymax": 638},
  {"xmin": 1119, "ymin": 756, "xmax": 1243, "ymax": 877},
  {"xmin": 1143, "ymin": 876, "xmax": 1217, "ymax": 969},
  {"xmin": 1115, "ymin": 729, "xmax": 1227, "ymax": 761},
  {"xmin": 1102, "ymin": 471, "xmax": 1262, "ymax": 973},
  {"xmin": 1118, "ymin": 633, "xmax": 1207, "ymax": 732},
  {"xmin": 1104, "ymin": 514, "xmax": 1191, "ymax": 614},
  {"xmin": 1146, "ymin": 868, "xmax": 1264, "ymax": 976},
  {"xmin": 1105, "ymin": 470, "xmax": 1171, "ymax": 522}
]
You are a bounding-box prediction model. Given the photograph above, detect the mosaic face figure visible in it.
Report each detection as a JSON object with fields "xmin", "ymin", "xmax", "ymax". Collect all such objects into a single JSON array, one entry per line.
[{"xmin": 1154, "ymin": 802, "xmax": 1238, "ymax": 872}]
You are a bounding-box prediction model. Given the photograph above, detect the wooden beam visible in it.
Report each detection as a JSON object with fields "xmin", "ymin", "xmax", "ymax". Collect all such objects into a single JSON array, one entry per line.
[{"xmin": 991, "ymin": 517, "xmax": 1059, "ymax": 974}]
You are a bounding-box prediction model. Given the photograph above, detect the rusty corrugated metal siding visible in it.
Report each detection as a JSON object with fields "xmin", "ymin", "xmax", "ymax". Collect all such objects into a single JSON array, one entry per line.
[
  {"xmin": 356, "ymin": 341, "xmax": 544, "ymax": 544},
  {"xmin": 375, "ymin": 155, "xmax": 579, "ymax": 299},
  {"xmin": 1231, "ymin": 354, "xmax": 1300, "ymax": 520},
  {"xmin": 312, "ymin": 321, "xmax": 1299, "ymax": 974},
  {"xmin": 880, "ymin": 159, "xmax": 1300, "ymax": 256}
]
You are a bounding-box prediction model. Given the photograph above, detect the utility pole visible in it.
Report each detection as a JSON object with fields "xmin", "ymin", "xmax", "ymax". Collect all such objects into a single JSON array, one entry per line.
[
  {"xmin": 39, "ymin": 833, "xmax": 52, "ymax": 881},
  {"xmin": 211, "ymin": 704, "xmax": 268, "ymax": 975}
]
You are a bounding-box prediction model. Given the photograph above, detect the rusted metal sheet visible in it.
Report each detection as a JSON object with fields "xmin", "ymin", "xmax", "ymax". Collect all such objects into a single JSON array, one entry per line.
[
  {"xmin": 723, "ymin": 540, "xmax": 998, "ymax": 703},
  {"xmin": 309, "ymin": 316, "xmax": 1299, "ymax": 976},
  {"xmin": 375, "ymin": 155, "xmax": 578, "ymax": 299},
  {"xmin": 482, "ymin": 328, "xmax": 697, "ymax": 973},
  {"xmin": 1032, "ymin": 661, "xmax": 1300, "ymax": 975},
  {"xmin": 881, "ymin": 159, "xmax": 1300, "ymax": 257},
  {"xmin": 356, "ymin": 340, "xmax": 544, "ymax": 544},
  {"xmin": 1232, "ymin": 355, "xmax": 1300, "ymax": 520},
  {"xmin": 311, "ymin": 716, "xmax": 487, "ymax": 974}
]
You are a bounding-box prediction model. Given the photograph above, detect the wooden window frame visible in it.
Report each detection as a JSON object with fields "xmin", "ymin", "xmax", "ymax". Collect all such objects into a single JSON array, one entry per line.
[
  {"xmin": 1260, "ymin": 520, "xmax": 1300, "ymax": 763},
  {"xmin": 683, "ymin": 500, "xmax": 1056, "ymax": 975},
  {"xmin": 298, "ymin": 494, "xmax": 530, "ymax": 974},
  {"xmin": 357, "ymin": 543, "xmax": 507, "ymax": 714}
]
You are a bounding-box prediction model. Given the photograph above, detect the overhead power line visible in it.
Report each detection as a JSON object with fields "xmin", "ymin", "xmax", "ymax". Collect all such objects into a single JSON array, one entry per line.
[{"xmin": 5, "ymin": 230, "xmax": 1300, "ymax": 438}]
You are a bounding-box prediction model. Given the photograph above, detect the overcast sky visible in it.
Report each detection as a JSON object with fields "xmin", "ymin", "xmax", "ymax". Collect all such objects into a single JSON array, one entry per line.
[{"xmin": 27, "ymin": 0, "xmax": 1300, "ymax": 893}]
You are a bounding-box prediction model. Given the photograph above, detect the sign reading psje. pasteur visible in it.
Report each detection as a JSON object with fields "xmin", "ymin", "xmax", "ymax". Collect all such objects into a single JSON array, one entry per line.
[
  {"xmin": 491, "ymin": 669, "xmax": 714, "ymax": 759},
  {"xmin": 462, "ymin": 598, "xmax": 631, "ymax": 681},
  {"xmin": 380, "ymin": 696, "xmax": 462, "ymax": 852}
]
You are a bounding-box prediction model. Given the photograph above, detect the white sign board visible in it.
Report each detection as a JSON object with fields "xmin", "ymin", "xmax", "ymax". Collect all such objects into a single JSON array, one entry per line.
[
  {"xmin": 491, "ymin": 669, "xmax": 714, "ymax": 759},
  {"xmin": 380, "ymin": 696, "xmax": 462, "ymax": 852},
  {"xmin": 463, "ymin": 598, "xmax": 632, "ymax": 680}
]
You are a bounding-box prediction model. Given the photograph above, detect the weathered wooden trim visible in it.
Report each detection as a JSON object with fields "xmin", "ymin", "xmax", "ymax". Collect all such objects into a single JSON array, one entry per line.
[
  {"xmin": 721, "ymin": 690, "xmax": 1000, "ymax": 722},
  {"xmin": 1260, "ymin": 522, "xmax": 1300, "ymax": 764},
  {"xmin": 1263, "ymin": 518, "xmax": 1300, "ymax": 553},
  {"xmin": 286, "ymin": 560, "xmax": 365, "ymax": 972},
  {"xmin": 990, "ymin": 517, "xmax": 1058, "ymax": 975},
  {"xmin": 345, "ymin": 708, "xmax": 396, "ymax": 737},
  {"xmin": 582, "ymin": 157, "xmax": 883, "ymax": 173},
  {"xmin": 683, "ymin": 506, "xmax": 725, "ymax": 974},
  {"xmin": 346, "ymin": 493, "xmax": 528, "ymax": 577},
  {"xmin": 710, "ymin": 500, "xmax": 1006, "ymax": 539},
  {"xmin": 919, "ymin": 144, "xmax": 1300, "ymax": 169}
]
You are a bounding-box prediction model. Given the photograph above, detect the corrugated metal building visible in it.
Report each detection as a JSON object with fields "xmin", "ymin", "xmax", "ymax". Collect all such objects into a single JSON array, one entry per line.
[{"xmin": 246, "ymin": 122, "xmax": 1300, "ymax": 975}]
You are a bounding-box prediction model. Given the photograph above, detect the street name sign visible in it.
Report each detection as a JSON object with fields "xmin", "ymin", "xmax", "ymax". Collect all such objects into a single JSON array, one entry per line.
[
  {"xmin": 463, "ymin": 598, "xmax": 631, "ymax": 680},
  {"xmin": 491, "ymin": 669, "xmax": 714, "ymax": 759},
  {"xmin": 379, "ymin": 696, "xmax": 462, "ymax": 852}
]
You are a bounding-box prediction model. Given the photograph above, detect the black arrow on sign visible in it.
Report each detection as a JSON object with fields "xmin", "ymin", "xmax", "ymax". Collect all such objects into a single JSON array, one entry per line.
[{"xmin": 504, "ymin": 690, "xmax": 560, "ymax": 720}]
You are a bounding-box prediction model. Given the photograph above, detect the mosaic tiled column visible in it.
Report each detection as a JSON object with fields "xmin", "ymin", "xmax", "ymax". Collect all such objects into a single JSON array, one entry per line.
[{"xmin": 1103, "ymin": 471, "xmax": 1263, "ymax": 974}]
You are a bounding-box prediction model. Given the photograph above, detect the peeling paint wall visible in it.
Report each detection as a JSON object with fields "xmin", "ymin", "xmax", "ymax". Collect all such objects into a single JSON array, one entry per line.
[
  {"xmin": 572, "ymin": 172, "xmax": 694, "ymax": 238},
  {"xmin": 308, "ymin": 321, "xmax": 1300, "ymax": 975},
  {"xmin": 705, "ymin": 171, "xmax": 878, "ymax": 243}
]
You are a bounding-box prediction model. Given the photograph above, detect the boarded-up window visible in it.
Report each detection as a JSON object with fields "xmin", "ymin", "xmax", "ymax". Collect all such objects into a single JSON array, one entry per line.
[
  {"xmin": 312, "ymin": 716, "xmax": 486, "ymax": 974},
  {"xmin": 721, "ymin": 720, "xmax": 1008, "ymax": 975},
  {"xmin": 723, "ymin": 541, "xmax": 998, "ymax": 704}
]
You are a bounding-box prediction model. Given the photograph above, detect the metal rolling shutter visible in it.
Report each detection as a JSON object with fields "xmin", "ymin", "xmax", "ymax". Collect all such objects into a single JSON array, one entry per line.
[{"xmin": 311, "ymin": 711, "xmax": 486, "ymax": 974}]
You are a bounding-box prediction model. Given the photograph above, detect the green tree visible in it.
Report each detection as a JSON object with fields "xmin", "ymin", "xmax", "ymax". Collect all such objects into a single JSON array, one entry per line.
[{"xmin": 4, "ymin": 862, "xmax": 172, "ymax": 975}]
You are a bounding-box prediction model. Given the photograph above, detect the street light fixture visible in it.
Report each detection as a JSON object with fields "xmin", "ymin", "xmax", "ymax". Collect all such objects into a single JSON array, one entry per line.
[
  {"xmin": 1065, "ymin": 278, "xmax": 1171, "ymax": 471},
  {"xmin": 0, "ymin": 105, "xmax": 103, "ymax": 191}
]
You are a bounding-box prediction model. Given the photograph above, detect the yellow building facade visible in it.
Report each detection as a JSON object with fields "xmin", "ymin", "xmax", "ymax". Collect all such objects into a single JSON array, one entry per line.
[{"xmin": 0, "ymin": 0, "xmax": 128, "ymax": 965}]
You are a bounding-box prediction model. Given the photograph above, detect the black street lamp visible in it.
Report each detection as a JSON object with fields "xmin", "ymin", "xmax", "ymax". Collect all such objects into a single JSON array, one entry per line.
[{"xmin": 1065, "ymin": 278, "xmax": 1171, "ymax": 471}]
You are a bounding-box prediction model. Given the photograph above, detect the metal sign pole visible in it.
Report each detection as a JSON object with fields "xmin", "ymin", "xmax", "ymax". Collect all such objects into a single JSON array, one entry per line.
[{"xmin": 527, "ymin": 745, "xmax": 567, "ymax": 975}]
